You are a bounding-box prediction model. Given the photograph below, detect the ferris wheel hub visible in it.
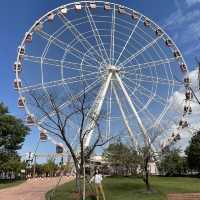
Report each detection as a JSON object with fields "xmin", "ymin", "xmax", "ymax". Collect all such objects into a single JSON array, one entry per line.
[{"xmin": 106, "ymin": 64, "xmax": 120, "ymax": 73}]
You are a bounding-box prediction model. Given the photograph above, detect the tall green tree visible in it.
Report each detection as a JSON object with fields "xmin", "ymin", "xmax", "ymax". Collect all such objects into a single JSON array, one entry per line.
[
  {"xmin": 103, "ymin": 141, "xmax": 140, "ymax": 176},
  {"xmin": 43, "ymin": 158, "xmax": 58, "ymax": 177},
  {"xmin": 0, "ymin": 102, "xmax": 30, "ymax": 172},
  {"xmin": 159, "ymin": 149, "xmax": 187, "ymax": 176},
  {"xmin": 185, "ymin": 130, "xmax": 200, "ymax": 173}
]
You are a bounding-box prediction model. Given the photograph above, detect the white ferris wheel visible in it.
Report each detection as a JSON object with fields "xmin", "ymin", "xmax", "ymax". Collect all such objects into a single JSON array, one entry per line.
[{"xmin": 14, "ymin": 1, "xmax": 192, "ymax": 153}]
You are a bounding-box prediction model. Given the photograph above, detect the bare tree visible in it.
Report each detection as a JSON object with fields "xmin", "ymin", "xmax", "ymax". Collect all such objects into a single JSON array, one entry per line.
[
  {"xmin": 27, "ymin": 87, "xmax": 113, "ymax": 199},
  {"xmin": 137, "ymin": 125, "xmax": 166, "ymax": 192}
]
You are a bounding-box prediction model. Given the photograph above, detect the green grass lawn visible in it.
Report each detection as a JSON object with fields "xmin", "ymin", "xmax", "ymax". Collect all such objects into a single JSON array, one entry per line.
[
  {"xmin": 0, "ymin": 179, "xmax": 24, "ymax": 190},
  {"xmin": 46, "ymin": 176, "xmax": 200, "ymax": 200}
]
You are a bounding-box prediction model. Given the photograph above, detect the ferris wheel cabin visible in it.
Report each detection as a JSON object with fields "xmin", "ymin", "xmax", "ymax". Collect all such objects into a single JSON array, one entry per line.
[
  {"xmin": 25, "ymin": 32, "xmax": 32, "ymax": 43},
  {"xmin": 40, "ymin": 130, "xmax": 48, "ymax": 141},
  {"xmin": 13, "ymin": 79, "xmax": 22, "ymax": 90},
  {"xmin": 26, "ymin": 114, "xmax": 35, "ymax": 125},
  {"xmin": 47, "ymin": 13, "xmax": 55, "ymax": 22},
  {"xmin": 104, "ymin": 2, "xmax": 111, "ymax": 10},
  {"xmin": 75, "ymin": 3, "xmax": 82, "ymax": 11},
  {"xmin": 132, "ymin": 11, "xmax": 140, "ymax": 20},
  {"xmin": 14, "ymin": 61, "xmax": 22, "ymax": 72},
  {"xmin": 18, "ymin": 97, "xmax": 25, "ymax": 108},
  {"xmin": 56, "ymin": 145, "xmax": 64, "ymax": 154},
  {"xmin": 90, "ymin": 2, "xmax": 97, "ymax": 9}
]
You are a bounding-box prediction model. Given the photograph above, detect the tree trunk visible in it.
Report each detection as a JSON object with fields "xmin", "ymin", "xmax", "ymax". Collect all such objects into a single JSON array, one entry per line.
[
  {"xmin": 74, "ymin": 162, "xmax": 83, "ymax": 200},
  {"xmin": 143, "ymin": 155, "xmax": 151, "ymax": 191}
]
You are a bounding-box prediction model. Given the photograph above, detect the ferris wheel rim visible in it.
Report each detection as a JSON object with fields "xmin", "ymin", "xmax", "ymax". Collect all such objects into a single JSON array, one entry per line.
[{"xmin": 14, "ymin": 1, "xmax": 190, "ymax": 152}]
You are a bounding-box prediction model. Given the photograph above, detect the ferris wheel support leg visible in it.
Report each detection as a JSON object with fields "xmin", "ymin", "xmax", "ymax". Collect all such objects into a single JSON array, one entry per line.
[
  {"xmin": 113, "ymin": 84, "xmax": 139, "ymax": 150},
  {"xmin": 84, "ymin": 72, "xmax": 113, "ymax": 148},
  {"xmin": 115, "ymin": 73, "xmax": 156, "ymax": 152}
]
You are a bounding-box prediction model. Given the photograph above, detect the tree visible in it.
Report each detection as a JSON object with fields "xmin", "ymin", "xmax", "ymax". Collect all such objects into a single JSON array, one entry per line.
[
  {"xmin": 0, "ymin": 103, "xmax": 29, "ymax": 151},
  {"xmin": 137, "ymin": 125, "xmax": 166, "ymax": 191},
  {"xmin": 28, "ymin": 88, "xmax": 113, "ymax": 199},
  {"xmin": 159, "ymin": 149, "xmax": 187, "ymax": 176},
  {"xmin": 43, "ymin": 158, "xmax": 58, "ymax": 177},
  {"xmin": 0, "ymin": 102, "xmax": 30, "ymax": 175},
  {"xmin": 185, "ymin": 130, "xmax": 200, "ymax": 173},
  {"xmin": 103, "ymin": 141, "xmax": 140, "ymax": 176}
]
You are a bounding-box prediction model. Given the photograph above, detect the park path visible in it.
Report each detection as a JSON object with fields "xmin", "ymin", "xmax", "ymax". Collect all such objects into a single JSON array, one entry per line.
[
  {"xmin": 0, "ymin": 176, "xmax": 73, "ymax": 200},
  {"xmin": 168, "ymin": 193, "xmax": 200, "ymax": 200}
]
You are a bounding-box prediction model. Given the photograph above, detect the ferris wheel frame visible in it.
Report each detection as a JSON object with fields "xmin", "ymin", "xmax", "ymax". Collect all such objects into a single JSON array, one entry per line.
[{"xmin": 14, "ymin": 1, "xmax": 191, "ymax": 153}]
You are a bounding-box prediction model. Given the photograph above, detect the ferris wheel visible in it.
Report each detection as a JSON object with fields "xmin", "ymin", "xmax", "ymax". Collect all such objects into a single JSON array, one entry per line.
[{"xmin": 14, "ymin": 1, "xmax": 192, "ymax": 153}]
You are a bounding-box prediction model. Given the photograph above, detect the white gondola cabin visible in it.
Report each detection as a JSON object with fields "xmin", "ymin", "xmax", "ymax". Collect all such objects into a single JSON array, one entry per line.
[
  {"xmin": 56, "ymin": 145, "xmax": 64, "ymax": 154},
  {"xmin": 34, "ymin": 21, "xmax": 43, "ymax": 32},
  {"xmin": 90, "ymin": 2, "xmax": 97, "ymax": 9},
  {"xmin": 155, "ymin": 28, "xmax": 162, "ymax": 36},
  {"xmin": 60, "ymin": 6, "xmax": 67, "ymax": 14},
  {"xmin": 165, "ymin": 39, "xmax": 173, "ymax": 47},
  {"xmin": 182, "ymin": 121, "xmax": 189, "ymax": 128},
  {"xmin": 174, "ymin": 51, "xmax": 181, "ymax": 59},
  {"xmin": 189, "ymin": 106, "xmax": 192, "ymax": 114},
  {"xmin": 25, "ymin": 32, "xmax": 32, "ymax": 43},
  {"xmin": 184, "ymin": 77, "xmax": 190, "ymax": 87},
  {"xmin": 18, "ymin": 97, "xmax": 25, "ymax": 108},
  {"xmin": 75, "ymin": 3, "xmax": 82, "ymax": 11},
  {"xmin": 40, "ymin": 130, "xmax": 48, "ymax": 141},
  {"xmin": 118, "ymin": 5, "xmax": 125, "ymax": 14},
  {"xmin": 47, "ymin": 13, "xmax": 55, "ymax": 21},
  {"xmin": 184, "ymin": 105, "xmax": 188, "ymax": 113},
  {"xmin": 104, "ymin": 2, "xmax": 111, "ymax": 10},
  {"xmin": 179, "ymin": 120, "xmax": 183, "ymax": 126},
  {"xmin": 185, "ymin": 90, "xmax": 193, "ymax": 100},
  {"xmin": 174, "ymin": 134, "xmax": 181, "ymax": 142},
  {"xmin": 18, "ymin": 46, "xmax": 25, "ymax": 55},
  {"xmin": 19, "ymin": 54, "xmax": 24, "ymax": 62},
  {"xmin": 144, "ymin": 18, "xmax": 151, "ymax": 27},
  {"xmin": 14, "ymin": 62, "xmax": 22, "ymax": 72},
  {"xmin": 14, "ymin": 79, "xmax": 22, "ymax": 90},
  {"xmin": 26, "ymin": 114, "xmax": 35, "ymax": 125},
  {"xmin": 132, "ymin": 11, "xmax": 140, "ymax": 20},
  {"xmin": 180, "ymin": 63, "xmax": 187, "ymax": 73}
]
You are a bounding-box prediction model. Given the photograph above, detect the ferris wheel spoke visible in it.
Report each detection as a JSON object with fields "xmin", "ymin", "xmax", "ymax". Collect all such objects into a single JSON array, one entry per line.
[
  {"xmin": 110, "ymin": 4, "xmax": 116, "ymax": 65},
  {"xmin": 123, "ymin": 76, "xmax": 167, "ymax": 106},
  {"xmin": 126, "ymin": 82, "xmax": 157, "ymax": 123},
  {"xmin": 126, "ymin": 73, "xmax": 181, "ymax": 86},
  {"xmin": 120, "ymin": 82, "xmax": 140, "ymax": 111},
  {"xmin": 120, "ymin": 34, "xmax": 164, "ymax": 67},
  {"xmin": 138, "ymin": 85, "xmax": 167, "ymax": 106},
  {"xmin": 85, "ymin": 5, "xmax": 110, "ymax": 63},
  {"xmin": 39, "ymin": 78, "xmax": 102, "ymax": 123},
  {"xmin": 123, "ymin": 81, "xmax": 146, "ymax": 110},
  {"xmin": 21, "ymin": 72, "xmax": 99, "ymax": 93},
  {"xmin": 57, "ymin": 13, "xmax": 102, "ymax": 65},
  {"xmin": 36, "ymin": 30, "xmax": 98, "ymax": 66},
  {"xmin": 24, "ymin": 55, "xmax": 98, "ymax": 72},
  {"xmin": 115, "ymin": 16, "xmax": 142, "ymax": 65},
  {"xmin": 113, "ymin": 83, "xmax": 139, "ymax": 149},
  {"xmin": 123, "ymin": 80, "xmax": 160, "ymax": 126},
  {"xmin": 123, "ymin": 57, "xmax": 176, "ymax": 71}
]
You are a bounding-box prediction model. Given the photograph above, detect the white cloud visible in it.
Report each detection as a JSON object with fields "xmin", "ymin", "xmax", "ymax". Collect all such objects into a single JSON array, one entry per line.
[
  {"xmin": 159, "ymin": 69, "xmax": 200, "ymax": 151},
  {"xmin": 185, "ymin": 0, "xmax": 200, "ymax": 7}
]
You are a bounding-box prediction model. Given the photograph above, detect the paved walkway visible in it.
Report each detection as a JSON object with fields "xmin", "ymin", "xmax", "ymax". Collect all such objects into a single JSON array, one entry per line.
[
  {"xmin": 0, "ymin": 176, "xmax": 73, "ymax": 200},
  {"xmin": 168, "ymin": 193, "xmax": 200, "ymax": 200}
]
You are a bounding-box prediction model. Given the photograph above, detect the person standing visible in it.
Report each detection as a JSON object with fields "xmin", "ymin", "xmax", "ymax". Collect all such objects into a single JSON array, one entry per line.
[{"xmin": 90, "ymin": 169, "xmax": 106, "ymax": 200}]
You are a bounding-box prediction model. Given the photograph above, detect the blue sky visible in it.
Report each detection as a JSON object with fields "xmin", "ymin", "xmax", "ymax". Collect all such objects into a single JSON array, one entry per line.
[{"xmin": 1, "ymin": 0, "xmax": 200, "ymax": 159}]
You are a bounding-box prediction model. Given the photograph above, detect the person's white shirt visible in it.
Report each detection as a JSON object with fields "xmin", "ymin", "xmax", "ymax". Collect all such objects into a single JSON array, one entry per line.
[{"xmin": 90, "ymin": 174, "xmax": 103, "ymax": 184}]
